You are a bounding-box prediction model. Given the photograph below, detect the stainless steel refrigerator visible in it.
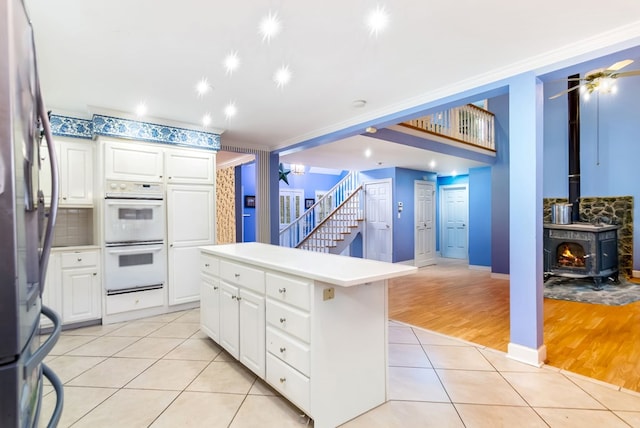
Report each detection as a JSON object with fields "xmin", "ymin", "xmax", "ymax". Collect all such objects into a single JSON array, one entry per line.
[{"xmin": 0, "ymin": 0, "xmax": 63, "ymax": 426}]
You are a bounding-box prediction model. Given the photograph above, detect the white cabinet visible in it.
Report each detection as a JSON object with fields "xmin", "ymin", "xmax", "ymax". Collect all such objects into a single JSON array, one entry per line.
[
  {"xmin": 200, "ymin": 257, "xmax": 266, "ymax": 378},
  {"xmin": 40, "ymin": 139, "xmax": 94, "ymax": 207},
  {"xmin": 60, "ymin": 250, "xmax": 101, "ymax": 324},
  {"xmin": 41, "ymin": 249, "xmax": 102, "ymax": 327},
  {"xmin": 103, "ymin": 140, "xmax": 164, "ymax": 182},
  {"xmin": 198, "ymin": 243, "xmax": 414, "ymax": 428},
  {"xmin": 166, "ymin": 148, "xmax": 215, "ymax": 184},
  {"xmin": 167, "ymin": 184, "xmax": 215, "ymax": 305}
]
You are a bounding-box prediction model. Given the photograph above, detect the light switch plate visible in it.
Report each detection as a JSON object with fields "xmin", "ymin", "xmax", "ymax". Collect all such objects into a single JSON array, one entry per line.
[{"xmin": 323, "ymin": 287, "xmax": 335, "ymax": 301}]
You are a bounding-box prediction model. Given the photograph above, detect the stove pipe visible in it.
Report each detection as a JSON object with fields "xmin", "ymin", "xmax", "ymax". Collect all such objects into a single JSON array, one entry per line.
[{"xmin": 568, "ymin": 74, "xmax": 581, "ymax": 223}]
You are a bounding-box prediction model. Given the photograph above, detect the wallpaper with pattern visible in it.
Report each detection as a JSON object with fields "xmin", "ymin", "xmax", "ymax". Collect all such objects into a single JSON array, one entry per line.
[{"xmin": 216, "ymin": 167, "xmax": 236, "ymax": 244}]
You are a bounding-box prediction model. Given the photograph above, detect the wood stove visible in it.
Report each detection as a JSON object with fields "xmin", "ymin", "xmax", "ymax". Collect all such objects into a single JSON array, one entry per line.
[{"xmin": 543, "ymin": 223, "xmax": 620, "ymax": 289}]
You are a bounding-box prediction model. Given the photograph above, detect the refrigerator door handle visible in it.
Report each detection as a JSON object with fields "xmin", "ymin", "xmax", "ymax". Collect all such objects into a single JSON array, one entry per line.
[
  {"xmin": 40, "ymin": 363, "xmax": 63, "ymax": 428},
  {"xmin": 35, "ymin": 75, "xmax": 59, "ymax": 293}
]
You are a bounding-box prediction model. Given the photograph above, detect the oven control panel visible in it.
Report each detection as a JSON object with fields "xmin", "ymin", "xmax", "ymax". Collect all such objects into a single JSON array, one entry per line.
[{"xmin": 105, "ymin": 180, "xmax": 164, "ymax": 199}]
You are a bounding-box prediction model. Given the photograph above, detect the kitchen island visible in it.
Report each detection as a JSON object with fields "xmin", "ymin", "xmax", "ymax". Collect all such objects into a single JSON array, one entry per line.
[{"xmin": 199, "ymin": 242, "xmax": 417, "ymax": 428}]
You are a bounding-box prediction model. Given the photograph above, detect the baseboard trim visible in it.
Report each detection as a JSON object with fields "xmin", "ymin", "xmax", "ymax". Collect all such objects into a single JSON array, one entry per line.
[
  {"xmin": 507, "ymin": 342, "xmax": 547, "ymax": 367},
  {"xmin": 491, "ymin": 272, "xmax": 510, "ymax": 280},
  {"xmin": 469, "ymin": 264, "xmax": 490, "ymax": 271}
]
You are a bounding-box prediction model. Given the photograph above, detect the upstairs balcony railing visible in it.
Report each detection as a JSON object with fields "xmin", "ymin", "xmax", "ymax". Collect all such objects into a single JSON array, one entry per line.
[
  {"xmin": 279, "ymin": 171, "xmax": 359, "ymax": 248},
  {"xmin": 400, "ymin": 104, "xmax": 495, "ymax": 151}
]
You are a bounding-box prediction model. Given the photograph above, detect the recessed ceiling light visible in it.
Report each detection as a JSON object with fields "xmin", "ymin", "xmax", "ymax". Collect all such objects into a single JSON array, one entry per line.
[
  {"xmin": 364, "ymin": 148, "xmax": 372, "ymax": 158},
  {"xmin": 259, "ymin": 11, "xmax": 281, "ymax": 42},
  {"xmin": 196, "ymin": 78, "xmax": 212, "ymax": 96},
  {"xmin": 366, "ymin": 5, "xmax": 389, "ymax": 36},
  {"xmin": 451, "ymin": 170, "xmax": 457, "ymax": 177},
  {"xmin": 202, "ymin": 114, "xmax": 212, "ymax": 127},
  {"xmin": 274, "ymin": 65, "xmax": 292, "ymax": 88},
  {"xmin": 223, "ymin": 51, "xmax": 240, "ymax": 75},
  {"xmin": 224, "ymin": 102, "xmax": 237, "ymax": 119},
  {"xmin": 135, "ymin": 102, "xmax": 147, "ymax": 117},
  {"xmin": 429, "ymin": 160, "xmax": 436, "ymax": 169}
]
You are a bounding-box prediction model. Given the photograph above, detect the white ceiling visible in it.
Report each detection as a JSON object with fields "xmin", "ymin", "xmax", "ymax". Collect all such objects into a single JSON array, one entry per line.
[{"xmin": 25, "ymin": 1, "xmax": 640, "ymax": 174}]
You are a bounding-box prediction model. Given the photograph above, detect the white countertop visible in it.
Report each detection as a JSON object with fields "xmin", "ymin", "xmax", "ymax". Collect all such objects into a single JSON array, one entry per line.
[
  {"xmin": 52, "ymin": 245, "xmax": 101, "ymax": 252},
  {"xmin": 200, "ymin": 242, "xmax": 417, "ymax": 287}
]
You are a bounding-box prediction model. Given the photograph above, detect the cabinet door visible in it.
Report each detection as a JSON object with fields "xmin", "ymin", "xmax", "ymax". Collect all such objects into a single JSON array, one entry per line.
[
  {"xmin": 168, "ymin": 246, "xmax": 201, "ymax": 305},
  {"xmin": 166, "ymin": 148, "xmax": 215, "ymax": 184},
  {"xmin": 200, "ymin": 275, "xmax": 220, "ymax": 342},
  {"xmin": 61, "ymin": 267, "xmax": 101, "ymax": 324},
  {"xmin": 239, "ymin": 288, "xmax": 265, "ymax": 378},
  {"xmin": 219, "ymin": 281, "xmax": 240, "ymax": 359},
  {"xmin": 60, "ymin": 141, "xmax": 93, "ymax": 206},
  {"xmin": 40, "ymin": 253, "xmax": 61, "ymax": 328},
  {"xmin": 39, "ymin": 142, "xmax": 57, "ymax": 206},
  {"xmin": 167, "ymin": 185, "xmax": 215, "ymax": 246},
  {"xmin": 103, "ymin": 140, "xmax": 164, "ymax": 182}
]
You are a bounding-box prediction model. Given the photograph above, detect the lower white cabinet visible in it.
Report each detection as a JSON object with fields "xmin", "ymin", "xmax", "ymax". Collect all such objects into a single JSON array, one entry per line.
[
  {"xmin": 199, "ymin": 244, "xmax": 400, "ymax": 428},
  {"xmin": 41, "ymin": 248, "xmax": 102, "ymax": 327}
]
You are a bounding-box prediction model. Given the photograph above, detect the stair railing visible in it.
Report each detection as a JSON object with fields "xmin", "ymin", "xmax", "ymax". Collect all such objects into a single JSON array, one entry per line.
[{"xmin": 279, "ymin": 171, "xmax": 359, "ymax": 248}]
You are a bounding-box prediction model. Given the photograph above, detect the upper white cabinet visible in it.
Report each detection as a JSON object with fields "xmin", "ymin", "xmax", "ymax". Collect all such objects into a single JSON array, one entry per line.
[
  {"xmin": 165, "ymin": 148, "xmax": 215, "ymax": 184},
  {"xmin": 40, "ymin": 139, "xmax": 94, "ymax": 207},
  {"xmin": 103, "ymin": 140, "xmax": 164, "ymax": 182}
]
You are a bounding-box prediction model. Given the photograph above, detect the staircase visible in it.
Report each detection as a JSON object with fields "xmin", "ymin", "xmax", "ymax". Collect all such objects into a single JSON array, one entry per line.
[{"xmin": 279, "ymin": 171, "xmax": 363, "ymax": 254}]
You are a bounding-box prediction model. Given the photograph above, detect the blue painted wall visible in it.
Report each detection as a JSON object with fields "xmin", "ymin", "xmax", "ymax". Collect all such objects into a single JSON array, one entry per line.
[
  {"xmin": 468, "ymin": 167, "xmax": 492, "ymax": 267},
  {"xmin": 279, "ymin": 167, "xmax": 348, "ymax": 199},
  {"xmin": 544, "ymin": 74, "xmax": 640, "ymax": 269},
  {"xmin": 240, "ymin": 162, "xmax": 256, "ymax": 242},
  {"xmin": 489, "ymin": 93, "xmax": 510, "ymax": 275}
]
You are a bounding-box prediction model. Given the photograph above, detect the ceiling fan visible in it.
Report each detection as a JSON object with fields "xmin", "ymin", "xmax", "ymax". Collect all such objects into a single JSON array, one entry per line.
[{"xmin": 549, "ymin": 59, "xmax": 640, "ymax": 100}]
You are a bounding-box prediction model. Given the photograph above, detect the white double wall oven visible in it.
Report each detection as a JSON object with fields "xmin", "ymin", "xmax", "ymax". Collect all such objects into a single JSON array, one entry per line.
[{"xmin": 103, "ymin": 180, "xmax": 167, "ymax": 295}]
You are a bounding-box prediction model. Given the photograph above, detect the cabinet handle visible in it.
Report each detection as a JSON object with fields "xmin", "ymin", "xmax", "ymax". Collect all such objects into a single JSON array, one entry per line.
[
  {"xmin": 234, "ymin": 273, "xmax": 240, "ymax": 278},
  {"xmin": 213, "ymin": 286, "xmax": 218, "ymax": 290},
  {"xmin": 62, "ymin": 196, "xmax": 67, "ymax": 200},
  {"xmin": 204, "ymin": 263, "xmax": 210, "ymax": 268},
  {"xmin": 231, "ymin": 295, "xmax": 237, "ymax": 300},
  {"xmin": 279, "ymin": 347, "xmax": 286, "ymax": 353},
  {"xmin": 279, "ymin": 377, "xmax": 286, "ymax": 383},
  {"xmin": 92, "ymin": 273, "xmax": 97, "ymax": 276},
  {"xmin": 77, "ymin": 258, "xmax": 82, "ymax": 262},
  {"xmin": 278, "ymin": 288, "xmax": 286, "ymax": 293},
  {"xmin": 236, "ymin": 296, "xmax": 242, "ymax": 301},
  {"xmin": 279, "ymin": 317, "xmax": 286, "ymax": 323}
]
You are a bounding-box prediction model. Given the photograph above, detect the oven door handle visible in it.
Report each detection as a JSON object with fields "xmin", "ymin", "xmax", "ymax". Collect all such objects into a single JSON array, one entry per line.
[{"xmin": 107, "ymin": 245, "xmax": 164, "ymax": 254}]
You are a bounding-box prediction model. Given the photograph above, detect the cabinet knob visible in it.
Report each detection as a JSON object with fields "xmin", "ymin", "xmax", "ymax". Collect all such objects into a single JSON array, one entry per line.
[
  {"xmin": 279, "ymin": 347, "xmax": 286, "ymax": 353},
  {"xmin": 279, "ymin": 317, "xmax": 286, "ymax": 323},
  {"xmin": 213, "ymin": 286, "xmax": 218, "ymax": 290},
  {"xmin": 204, "ymin": 263, "xmax": 210, "ymax": 267},
  {"xmin": 236, "ymin": 296, "xmax": 242, "ymax": 301},
  {"xmin": 278, "ymin": 288, "xmax": 286, "ymax": 293},
  {"xmin": 279, "ymin": 377, "xmax": 286, "ymax": 383},
  {"xmin": 231, "ymin": 295, "xmax": 237, "ymax": 300},
  {"xmin": 234, "ymin": 273, "xmax": 240, "ymax": 278},
  {"xmin": 62, "ymin": 197, "xmax": 67, "ymax": 200},
  {"xmin": 93, "ymin": 273, "xmax": 97, "ymax": 276},
  {"xmin": 77, "ymin": 258, "xmax": 82, "ymax": 262}
]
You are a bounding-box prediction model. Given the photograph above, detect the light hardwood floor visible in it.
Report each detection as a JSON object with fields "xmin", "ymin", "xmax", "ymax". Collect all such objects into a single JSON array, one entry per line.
[{"xmin": 388, "ymin": 258, "xmax": 640, "ymax": 392}]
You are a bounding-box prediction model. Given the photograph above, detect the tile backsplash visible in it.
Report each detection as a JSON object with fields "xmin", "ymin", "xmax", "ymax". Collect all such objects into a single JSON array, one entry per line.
[{"xmin": 52, "ymin": 208, "xmax": 94, "ymax": 247}]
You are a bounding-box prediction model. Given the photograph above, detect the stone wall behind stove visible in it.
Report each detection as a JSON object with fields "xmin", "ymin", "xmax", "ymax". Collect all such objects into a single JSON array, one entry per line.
[{"xmin": 543, "ymin": 196, "xmax": 634, "ymax": 278}]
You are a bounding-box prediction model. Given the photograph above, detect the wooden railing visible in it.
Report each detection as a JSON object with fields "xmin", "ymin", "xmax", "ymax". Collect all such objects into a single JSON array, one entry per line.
[
  {"xmin": 400, "ymin": 104, "xmax": 495, "ymax": 151},
  {"xmin": 279, "ymin": 171, "xmax": 360, "ymax": 248}
]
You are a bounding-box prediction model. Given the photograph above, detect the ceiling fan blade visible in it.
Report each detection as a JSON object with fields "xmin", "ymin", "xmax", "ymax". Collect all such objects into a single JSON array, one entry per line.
[
  {"xmin": 548, "ymin": 84, "xmax": 582, "ymax": 100},
  {"xmin": 613, "ymin": 69, "xmax": 640, "ymax": 78},
  {"xmin": 607, "ymin": 59, "xmax": 634, "ymax": 71}
]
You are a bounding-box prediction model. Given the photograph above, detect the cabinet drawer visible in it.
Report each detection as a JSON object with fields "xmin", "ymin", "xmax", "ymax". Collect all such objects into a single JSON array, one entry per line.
[
  {"xmin": 105, "ymin": 287, "xmax": 164, "ymax": 315},
  {"xmin": 220, "ymin": 260, "xmax": 265, "ymax": 294},
  {"xmin": 266, "ymin": 299, "xmax": 310, "ymax": 343},
  {"xmin": 266, "ymin": 272, "xmax": 311, "ymax": 311},
  {"xmin": 267, "ymin": 326, "xmax": 310, "ymax": 377},
  {"xmin": 266, "ymin": 353, "xmax": 310, "ymax": 413},
  {"xmin": 201, "ymin": 254, "xmax": 219, "ymax": 276},
  {"xmin": 60, "ymin": 251, "xmax": 99, "ymax": 268}
]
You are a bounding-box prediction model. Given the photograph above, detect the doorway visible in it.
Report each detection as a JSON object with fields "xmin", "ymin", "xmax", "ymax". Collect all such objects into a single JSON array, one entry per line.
[
  {"xmin": 279, "ymin": 189, "xmax": 304, "ymax": 230},
  {"xmin": 414, "ymin": 180, "xmax": 435, "ymax": 267},
  {"xmin": 364, "ymin": 179, "xmax": 392, "ymax": 262},
  {"xmin": 440, "ymin": 184, "xmax": 468, "ymax": 259}
]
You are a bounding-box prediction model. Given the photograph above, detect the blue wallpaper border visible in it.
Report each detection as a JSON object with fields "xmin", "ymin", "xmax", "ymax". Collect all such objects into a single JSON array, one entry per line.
[{"xmin": 50, "ymin": 114, "xmax": 221, "ymax": 151}]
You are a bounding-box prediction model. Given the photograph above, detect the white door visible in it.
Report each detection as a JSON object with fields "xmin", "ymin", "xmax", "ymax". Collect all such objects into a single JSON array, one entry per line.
[
  {"xmin": 441, "ymin": 184, "xmax": 468, "ymax": 259},
  {"xmin": 279, "ymin": 189, "xmax": 304, "ymax": 230},
  {"xmin": 415, "ymin": 181, "xmax": 435, "ymax": 267},
  {"xmin": 364, "ymin": 179, "xmax": 392, "ymax": 262}
]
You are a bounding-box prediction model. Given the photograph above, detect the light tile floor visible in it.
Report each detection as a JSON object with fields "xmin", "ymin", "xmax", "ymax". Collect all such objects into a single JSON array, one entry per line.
[{"xmin": 39, "ymin": 308, "xmax": 640, "ymax": 427}]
